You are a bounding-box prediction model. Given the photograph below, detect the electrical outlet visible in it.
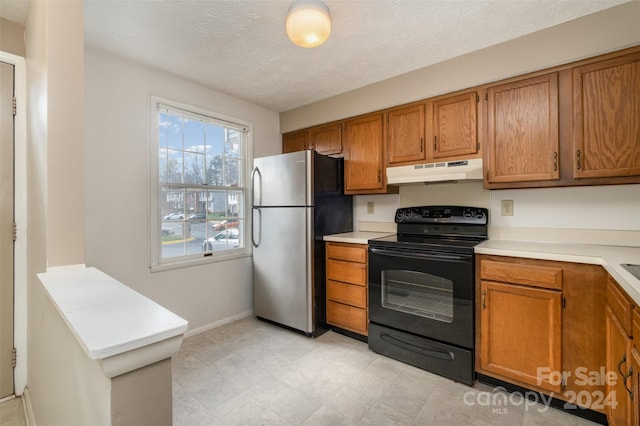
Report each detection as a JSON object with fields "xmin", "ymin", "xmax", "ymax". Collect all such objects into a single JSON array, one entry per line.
[
  {"xmin": 367, "ymin": 201, "xmax": 375, "ymax": 214},
  {"xmin": 501, "ymin": 200, "xmax": 514, "ymax": 216}
]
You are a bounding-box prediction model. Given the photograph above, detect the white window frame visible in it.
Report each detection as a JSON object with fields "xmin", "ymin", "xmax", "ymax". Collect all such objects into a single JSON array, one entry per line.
[{"xmin": 148, "ymin": 96, "xmax": 252, "ymax": 271}]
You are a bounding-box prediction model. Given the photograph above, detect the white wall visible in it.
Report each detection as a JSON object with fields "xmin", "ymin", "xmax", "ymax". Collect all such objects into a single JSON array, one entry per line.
[
  {"xmin": 25, "ymin": 0, "xmax": 90, "ymax": 423},
  {"xmin": 84, "ymin": 48, "xmax": 281, "ymax": 333}
]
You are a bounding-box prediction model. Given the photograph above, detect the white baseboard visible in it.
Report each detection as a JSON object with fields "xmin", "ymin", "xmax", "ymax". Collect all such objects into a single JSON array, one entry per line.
[
  {"xmin": 22, "ymin": 387, "xmax": 36, "ymax": 426},
  {"xmin": 183, "ymin": 310, "xmax": 253, "ymax": 339}
]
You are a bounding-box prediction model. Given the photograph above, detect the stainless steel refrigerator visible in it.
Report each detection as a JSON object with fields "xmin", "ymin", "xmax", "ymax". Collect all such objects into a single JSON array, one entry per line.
[{"xmin": 252, "ymin": 150, "xmax": 352, "ymax": 336}]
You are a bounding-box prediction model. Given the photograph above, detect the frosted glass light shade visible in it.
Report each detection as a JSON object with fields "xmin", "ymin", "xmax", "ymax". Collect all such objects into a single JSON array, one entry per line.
[{"xmin": 286, "ymin": 0, "xmax": 331, "ymax": 48}]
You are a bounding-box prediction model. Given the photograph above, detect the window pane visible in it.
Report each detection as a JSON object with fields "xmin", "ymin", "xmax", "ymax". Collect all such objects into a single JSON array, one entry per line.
[
  {"xmin": 159, "ymin": 148, "xmax": 168, "ymax": 183},
  {"xmin": 184, "ymin": 152, "xmax": 204, "ymax": 184},
  {"xmin": 206, "ymin": 123, "xmax": 224, "ymax": 156},
  {"xmin": 183, "ymin": 119, "xmax": 205, "ymax": 153},
  {"xmin": 161, "ymin": 222, "xmax": 187, "ymax": 259},
  {"xmin": 166, "ymin": 114, "xmax": 183, "ymax": 150},
  {"xmin": 159, "ymin": 113, "xmax": 169, "ymax": 148},
  {"xmin": 225, "ymin": 129, "xmax": 241, "ymax": 159},
  {"xmin": 224, "ymin": 158, "xmax": 241, "ymax": 187},
  {"xmin": 206, "ymin": 154, "xmax": 224, "ymax": 186},
  {"xmin": 166, "ymin": 149, "xmax": 183, "ymax": 184}
]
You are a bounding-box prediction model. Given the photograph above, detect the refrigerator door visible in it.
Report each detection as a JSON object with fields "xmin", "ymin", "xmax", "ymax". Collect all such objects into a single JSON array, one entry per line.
[
  {"xmin": 252, "ymin": 150, "xmax": 312, "ymax": 207},
  {"xmin": 253, "ymin": 206, "xmax": 314, "ymax": 333}
]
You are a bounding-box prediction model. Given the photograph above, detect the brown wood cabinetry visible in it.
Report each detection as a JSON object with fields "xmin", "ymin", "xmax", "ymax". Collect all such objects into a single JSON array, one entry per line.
[
  {"xmin": 282, "ymin": 130, "xmax": 308, "ymax": 153},
  {"xmin": 484, "ymin": 47, "xmax": 640, "ymax": 189},
  {"xmin": 477, "ymin": 255, "xmax": 608, "ymax": 412},
  {"xmin": 572, "ymin": 51, "xmax": 640, "ymax": 179},
  {"xmin": 432, "ymin": 91, "xmax": 479, "ymax": 160},
  {"xmin": 326, "ymin": 242, "xmax": 368, "ymax": 336},
  {"xmin": 485, "ymin": 72, "xmax": 560, "ymax": 184},
  {"xmin": 478, "ymin": 259, "xmax": 563, "ymax": 392},
  {"xmin": 632, "ymin": 308, "xmax": 640, "ymax": 426},
  {"xmin": 386, "ymin": 104, "xmax": 425, "ymax": 165},
  {"xmin": 606, "ymin": 276, "xmax": 635, "ymax": 426},
  {"xmin": 309, "ymin": 122, "xmax": 343, "ymax": 156},
  {"xmin": 344, "ymin": 113, "xmax": 396, "ymax": 194}
]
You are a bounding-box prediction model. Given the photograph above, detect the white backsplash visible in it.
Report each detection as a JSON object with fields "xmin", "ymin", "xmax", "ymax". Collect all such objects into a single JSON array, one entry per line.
[{"xmin": 353, "ymin": 182, "xmax": 640, "ymax": 245}]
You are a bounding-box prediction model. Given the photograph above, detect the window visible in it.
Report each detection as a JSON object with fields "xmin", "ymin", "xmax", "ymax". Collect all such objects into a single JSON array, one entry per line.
[{"xmin": 149, "ymin": 97, "xmax": 251, "ymax": 270}]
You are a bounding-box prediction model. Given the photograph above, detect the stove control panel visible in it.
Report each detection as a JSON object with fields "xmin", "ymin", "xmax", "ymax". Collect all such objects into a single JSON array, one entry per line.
[{"xmin": 395, "ymin": 206, "xmax": 488, "ymax": 225}]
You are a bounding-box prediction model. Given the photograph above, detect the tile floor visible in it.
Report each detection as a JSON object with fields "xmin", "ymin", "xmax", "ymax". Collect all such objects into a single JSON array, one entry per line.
[
  {"xmin": 173, "ymin": 317, "xmax": 600, "ymax": 426},
  {"xmin": 0, "ymin": 396, "xmax": 26, "ymax": 426}
]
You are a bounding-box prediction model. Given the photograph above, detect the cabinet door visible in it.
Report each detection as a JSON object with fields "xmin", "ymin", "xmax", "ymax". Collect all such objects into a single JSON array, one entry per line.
[
  {"xmin": 433, "ymin": 92, "xmax": 478, "ymax": 159},
  {"xmin": 486, "ymin": 73, "xmax": 560, "ymax": 183},
  {"xmin": 606, "ymin": 306, "xmax": 633, "ymax": 426},
  {"xmin": 480, "ymin": 280, "xmax": 562, "ymax": 392},
  {"xmin": 282, "ymin": 130, "xmax": 308, "ymax": 153},
  {"xmin": 344, "ymin": 113, "xmax": 384, "ymax": 193},
  {"xmin": 387, "ymin": 104, "xmax": 425, "ymax": 164},
  {"xmin": 631, "ymin": 347, "xmax": 640, "ymax": 426},
  {"xmin": 309, "ymin": 122, "xmax": 343, "ymax": 156},
  {"xmin": 573, "ymin": 52, "xmax": 640, "ymax": 179}
]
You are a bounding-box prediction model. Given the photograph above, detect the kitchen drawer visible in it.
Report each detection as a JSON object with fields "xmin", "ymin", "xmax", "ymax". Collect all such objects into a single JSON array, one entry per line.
[
  {"xmin": 327, "ymin": 280, "xmax": 367, "ymax": 309},
  {"xmin": 326, "ymin": 259, "xmax": 367, "ymax": 286},
  {"xmin": 326, "ymin": 242, "xmax": 367, "ymax": 263},
  {"xmin": 327, "ymin": 300, "xmax": 367, "ymax": 335},
  {"xmin": 480, "ymin": 260, "xmax": 563, "ymax": 290},
  {"xmin": 607, "ymin": 275, "xmax": 634, "ymax": 336}
]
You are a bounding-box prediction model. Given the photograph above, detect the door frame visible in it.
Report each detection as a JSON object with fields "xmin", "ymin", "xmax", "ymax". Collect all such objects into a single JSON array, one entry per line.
[{"xmin": 0, "ymin": 51, "xmax": 27, "ymax": 396}]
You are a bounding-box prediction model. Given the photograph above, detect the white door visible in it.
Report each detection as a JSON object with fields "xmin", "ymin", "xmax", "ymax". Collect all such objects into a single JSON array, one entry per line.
[{"xmin": 0, "ymin": 61, "xmax": 15, "ymax": 398}]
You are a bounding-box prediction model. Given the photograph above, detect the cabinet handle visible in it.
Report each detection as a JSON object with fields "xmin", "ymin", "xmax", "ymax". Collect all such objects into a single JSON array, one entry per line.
[
  {"xmin": 420, "ymin": 137, "xmax": 424, "ymax": 153},
  {"xmin": 433, "ymin": 136, "xmax": 437, "ymax": 151},
  {"xmin": 378, "ymin": 170, "xmax": 381, "ymax": 183},
  {"xmin": 481, "ymin": 290, "xmax": 486, "ymax": 310},
  {"xmin": 576, "ymin": 150, "xmax": 581, "ymax": 170},
  {"xmin": 617, "ymin": 353, "xmax": 627, "ymax": 378},
  {"xmin": 553, "ymin": 152, "xmax": 558, "ymax": 172},
  {"xmin": 624, "ymin": 366, "xmax": 634, "ymax": 400}
]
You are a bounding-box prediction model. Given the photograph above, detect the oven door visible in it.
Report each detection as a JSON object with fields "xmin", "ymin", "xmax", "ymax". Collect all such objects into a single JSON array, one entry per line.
[{"xmin": 368, "ymin": 245, "xmax": 474, "ymax": 348}]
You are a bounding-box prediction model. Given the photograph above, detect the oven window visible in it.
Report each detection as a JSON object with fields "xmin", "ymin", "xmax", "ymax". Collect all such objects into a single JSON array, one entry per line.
[{"xmin": 381, "ymin": 270, "xmax": 453, "ymax": 323}]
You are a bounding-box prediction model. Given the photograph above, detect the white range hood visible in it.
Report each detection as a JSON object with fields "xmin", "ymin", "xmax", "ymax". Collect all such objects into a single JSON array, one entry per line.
[{"xmin": 386, "ymin": 158, "xmax": 483, "ymax": 184}]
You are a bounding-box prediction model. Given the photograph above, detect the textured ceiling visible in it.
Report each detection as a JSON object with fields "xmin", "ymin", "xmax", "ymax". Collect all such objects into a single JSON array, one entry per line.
[{"xmin": 1, "ymin": 0, "xmax": 631, "ymax": 112}]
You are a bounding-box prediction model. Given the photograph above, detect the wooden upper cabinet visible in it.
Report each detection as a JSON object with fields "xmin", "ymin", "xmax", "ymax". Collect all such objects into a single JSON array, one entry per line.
[
  {"xmin": 572, "ymin": 51, "xmax": 640, "ymax": 179},
  {"xmin": 344, "ymin": 113, "xmax": 386, "ymax": 193},
  {"xmin": 308, "ymin": 122, "xmax": 343, "ymax": 156},
  {"xmin": 387, "ymin": 104, "xmax": 425, "ymax": 165},
  {"xmin": 282, "ymin": 130, "xmax": 307, "ymax": 153},
  {"xmin": 485, "ymin": 73, "xmax": 560, "ymax": 184},
  {"xmin": 432, "ymin": 92, "xmax": 478, "ymax": 159}
]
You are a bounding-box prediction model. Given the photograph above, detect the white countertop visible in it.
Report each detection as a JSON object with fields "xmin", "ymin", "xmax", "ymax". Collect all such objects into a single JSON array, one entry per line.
[
  {"xmin": 38, "ymin": 265, "xmax": 189, "ymax": 360},
  {"xmin": 476, "ymin": 239, "xmax": 640, "ymax": 305},
  {"xmin": 324, "ymin": 231, "xmax": 395, "ymax": 245}
]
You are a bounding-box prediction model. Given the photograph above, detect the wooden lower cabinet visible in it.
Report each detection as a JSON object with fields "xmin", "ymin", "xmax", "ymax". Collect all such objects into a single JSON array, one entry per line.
[
  {"xmin": 479, "ymin": 280, "xmax": 562, "ymax": 393},
  {"xmin": 606, "ymin": 306, "xmax": 633, "ymax": 426},
  {"xmin": 326, "ymin": 242, "xmax": 368, "ymax": 336},
  {"xmin": 476, "ymin": 255, "xmax": 608, "ymax": 413},
  {"xmin": 606, "ymin": 276, "xmax": 637, "ymax": 426}
]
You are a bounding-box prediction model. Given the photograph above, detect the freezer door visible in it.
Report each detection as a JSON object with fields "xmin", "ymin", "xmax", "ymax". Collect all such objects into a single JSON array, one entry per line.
[
  {"xmin": 253, "ymin": 206, "xmax": 314, "ymax": 333},
  {"xmin": 252, "ymin": 150, "xmax": 311, "ymax": 207}
]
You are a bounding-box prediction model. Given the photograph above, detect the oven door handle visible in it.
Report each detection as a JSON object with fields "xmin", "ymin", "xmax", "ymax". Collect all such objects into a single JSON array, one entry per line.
[
  {"xmin": 380, "ymin": 333, "xmax": 455, "ymax": 361},
  {"xmin": 369, "ymin": 247, "xmax": 471, "ymax": 262}
]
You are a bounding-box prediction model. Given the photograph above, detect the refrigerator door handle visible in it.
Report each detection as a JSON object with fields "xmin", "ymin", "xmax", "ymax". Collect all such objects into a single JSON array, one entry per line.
[
  {"xmin": 251, "ymin": 166, "xmax": 262, "ymax": 207},
  {"xmin": 252, "ymin": 207, "xmax": 261, "ymax": 247}
]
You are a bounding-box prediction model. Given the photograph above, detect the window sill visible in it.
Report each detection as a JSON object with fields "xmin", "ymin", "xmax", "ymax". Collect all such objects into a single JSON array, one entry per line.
[{"xmin": 150, "ymin": 249, "xmax": 252, "ymax": 273}]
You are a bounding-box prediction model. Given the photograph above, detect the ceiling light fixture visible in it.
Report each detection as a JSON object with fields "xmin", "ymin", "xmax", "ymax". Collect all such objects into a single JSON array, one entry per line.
[{"xmin": 286, "ymin": 0, "xmax": 331, "ymax": 48}]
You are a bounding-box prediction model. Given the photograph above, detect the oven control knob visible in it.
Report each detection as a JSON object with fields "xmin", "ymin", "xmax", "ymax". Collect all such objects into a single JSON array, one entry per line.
[
  {"xmin": 475, "ymin": 210, "xmax": 485, "ymax": 219},
  {"xmin": 463, "ymin": 209, "xmax": 473, "ymax": 218}
]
